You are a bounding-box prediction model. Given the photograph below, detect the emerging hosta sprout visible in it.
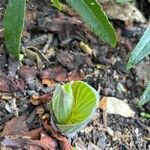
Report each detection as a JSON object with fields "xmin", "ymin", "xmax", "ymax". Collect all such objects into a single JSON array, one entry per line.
[{"xmin": 50, "ymin": 81, "xmax": 99, "ymax": 136}]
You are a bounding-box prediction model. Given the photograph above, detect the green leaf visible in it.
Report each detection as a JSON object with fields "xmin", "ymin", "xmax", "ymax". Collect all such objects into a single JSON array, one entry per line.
[
  {"xmin": 138, "ymin": 80, "xmax": 150, "ymax": 107},
  {"xmin": 56, "ymin": 118, "xmax": 91, "ymax": 136},
  {"xmin": 127, "ymin": 25, "xmax": 150, "ymax": 69},
  {"xmin": 53, "ymin": 81, "xmax": 99, "ymax": 136},
  {"xmin": 4, "ymin": 0, "xmax": 26, "ymax": 59},
  {"xmin": 65, "ymin": 0, "xmax": 117, "ymax": 47},
  {"xmin": 51, "ymin": 83, "xmax": 73, "ymax": 124},
  {"xmin": 51, "ymin": 0, "xmax": 62, "ymax": 10},
  {"xmin": 68, "ymin": 81, "xmax": 99, "ymax": 123},
  {"xmin": 140, "ymin": 112, "xmax": 150, "ymax": 119}
]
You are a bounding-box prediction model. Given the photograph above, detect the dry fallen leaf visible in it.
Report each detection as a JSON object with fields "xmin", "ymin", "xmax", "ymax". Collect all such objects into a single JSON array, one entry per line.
[
  {"xmin": 18, "ymin": 66, "xmax": 37, "ymax": 83},
  {"xmin": 43, "ymin": 121, "xmax": 73, "ymax": 150},
  {"xmin": 99, "ymin": 96, "xmax": 135, "ymax": 118},
  {"xmin": 0, "ymin": 71, "xmax": 24, "ymax": 93},
  {"xmin": 20, "ymin": 128, "xmax": 43, "ymax": 139},
  {"xmin": 30, "ymin": 93, "xmax": 52, "ymax": 105},
  {"xmin": 3, "ymin": 115, "xmax": 28, "ymax": 136},
  {"xmin": 42, "ymin": 78, "xmax": 56, "ymax": 87},
  {"xmin": 68, "ymin": 69, "xmax": 85, "ymax": 81},
  {"xmin": 39, "ymin": 66, "xmax": 67, "ymax": 82},
  {"xmin": 37, "ymin": 16, "xmax": 84, "ymax": 41},
  {"xmin": 0, "ymin": 132, "xmax": 57, "ymax": 150}
]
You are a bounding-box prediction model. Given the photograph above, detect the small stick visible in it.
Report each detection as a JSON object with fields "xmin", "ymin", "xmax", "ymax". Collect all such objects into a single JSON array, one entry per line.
[{"xmin": 42, "ymin": 34, "xmax": 53, "ymax": 54}]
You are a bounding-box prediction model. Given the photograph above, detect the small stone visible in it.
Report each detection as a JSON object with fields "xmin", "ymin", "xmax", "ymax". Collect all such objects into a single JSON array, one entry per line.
[
  {"xmin": 23, "ymin": 58, "xmax": 34, "ymax": 67},
  {"xmin": 84, "ymin": 126, "xmax": 93, "ymax": 134},
  {"xmin": 126, "ymin": 79, "xmax": 133, "ymax": 88},
  {"xmin": 28, "ymin": 90, "xmax": 38, "ymax": 96},
  {"xmin": 117, "ymin": 83, "xmax": 126, "ymax": 93},
  {"xmin": 97, "ymin": 133, "xmax": 107, "ymax": 149}
]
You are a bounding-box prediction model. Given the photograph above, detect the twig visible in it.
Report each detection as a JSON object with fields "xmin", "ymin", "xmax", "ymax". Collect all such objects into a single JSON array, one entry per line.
[{"xmin": 42, "ymin": 34, "xmax": 53, "ymax": 53}]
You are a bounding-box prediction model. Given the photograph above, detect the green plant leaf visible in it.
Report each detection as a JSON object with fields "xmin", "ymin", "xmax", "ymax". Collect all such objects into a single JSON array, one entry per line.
[
  {"xmin": 140, "ymin": 112, "xmax": 150, "ymax": 119},
  {"xmin": 52, "ymin": 81, "xmax": 99, "ymax": 136},
  {"xmin": 51, "ymin": 0, "xmax": 62, "ymax": 10},
  {"xmin": 138, "ymin": 80, "xmax": 150, "ymax": 107},
  {"xmin": 51, "ymin": 83, "xmax": 73, "ymax": 124},
  {"xmin": 68, "ymin": 81, "xmax": 99, "ymax": 123},
  {"xmin": 56, "ymin": 118, "xmax": 91, "ymax": 136},
  {"xmin": 127, "ymin": 25, "xmax": 150, "ymax": 69},
  {"xmin": 4, "ymin": 0, "xmax": 26, "ymax": 59},
  {"xmin": 65, "ymin": 0, "xmax": 117, "ymax": 47}
]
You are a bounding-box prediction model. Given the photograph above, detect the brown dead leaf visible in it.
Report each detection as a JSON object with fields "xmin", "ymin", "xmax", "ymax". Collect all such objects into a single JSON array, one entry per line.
[
  {"xmin": 37, "ymin": 16, "xmax": 84, "ymax": 41},
  {"xmin": 1, "ymin": 127, "xmax": 57, "ymax": 150},
  {"xmin": 27, "ymin": 132, "xmax": 57, "ymax": 150},
  {"xmin": 3, "ymin": 115, "xmax": 28, "ymax": 136},
  {"xmin": 30, "ymin": 93, "xmax": 52, "ymax": 105},
  {"xmin": 68, "ymin": 70, "xmax": 85, "ymax": 81},
  {"xmin": 25, "ymin": 10, "xmax": 36, "ymax": 27},
  {"xmin": 40, "ymin": 132, "xmax": 57, "ymax": 149},
  {"xmin": 0, "ymin": 133, "xmax": 57, "ymax": 150},
  {"xmin": 43, "ymin": 121, "xmax": 73, "ymax": 150},
  {"xmin": 0, "ymin": 136, "xmax": 28, "ymax": 149},
  {"xmin": 38, "ymin": 66, "xmax": 67, "ymax": 82},
  {"xmin": 20, "ymin": 128, "xmax": 43, "ymax": 139},
  {"xmin": 18, "ymin": 66, "xmax": 37, "ymax": 83},
  {"xmin": 42, "ymin": 79, "xmax": 56, "ymax": 87},
  {"xmin": 57, "ymin": 51, "xmax": 91, "ymax": 70},
  {"xmin": 0, "ymin": 71, "xmax": 24, "ymax": 93}
]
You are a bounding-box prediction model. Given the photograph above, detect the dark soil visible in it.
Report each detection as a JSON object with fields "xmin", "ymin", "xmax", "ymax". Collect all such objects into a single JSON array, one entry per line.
[{"xmin": 0, "ymin": 0, "xmax": 150, "ymax": 149}]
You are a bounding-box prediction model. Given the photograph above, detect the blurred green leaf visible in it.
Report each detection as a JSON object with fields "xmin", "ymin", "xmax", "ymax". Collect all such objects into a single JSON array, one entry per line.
[
  {"xmin": 127, "ymin": 25, "xmax": 150, "ymax": 69},
  {"xmin": 51, "ymin": 0, "xmax": 62, "ymax": 10},
  {"xmin": 4, "ymin": 0, "xmax": 26, "ymax": 59},
  {"xmin": 65, "ymin": 0, "xmax": 117, "ymax": 47},
  {"xmin": 138, "ymin": 80, "xmax": 150, "ymax": 107},
  {"xmin": 140, "ymin": 112, "xmax": 150, "ymax": 119}
]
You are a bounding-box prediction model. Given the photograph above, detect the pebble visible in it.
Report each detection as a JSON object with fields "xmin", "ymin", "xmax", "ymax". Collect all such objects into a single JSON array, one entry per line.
[
  {"xmin": 97, "ymin": 133, "xmax": 107, "ymax": 149},
  {"xmin": 23, "ymin": 58, "xmax": 34, "ymax": 67},
  {"xmin": 28, "ymin": 90, "xmax": 38, "ymax": 96}
]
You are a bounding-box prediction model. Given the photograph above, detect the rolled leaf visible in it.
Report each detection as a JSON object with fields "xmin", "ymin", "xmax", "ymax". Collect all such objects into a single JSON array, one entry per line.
[
  {"xmin": 51, "ymin": 83, "xmax": 73, "ymax": 124},
  {"xmin": 4, "ymin": 0, "xmax": 26, "ymax": 58}
]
